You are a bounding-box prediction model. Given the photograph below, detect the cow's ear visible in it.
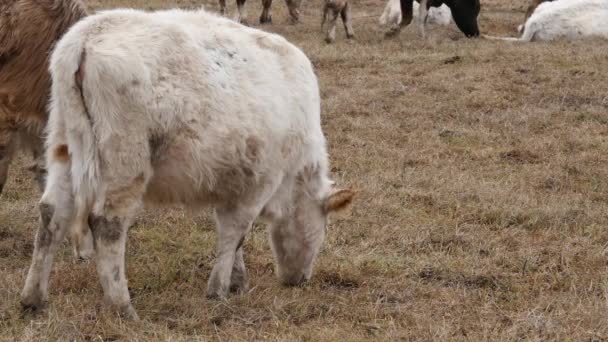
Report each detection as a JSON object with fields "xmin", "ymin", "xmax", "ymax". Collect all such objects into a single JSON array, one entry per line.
[{"xmin": 324, "ymin": 188, "xmax": 355, "ymax": 212}]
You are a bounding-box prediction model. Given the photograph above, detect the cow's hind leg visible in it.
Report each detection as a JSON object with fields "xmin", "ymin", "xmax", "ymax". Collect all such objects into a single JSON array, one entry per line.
[
  {"xmin": 236, "ymin": 0, "xmax": 248, "ymax": 25},
  {"xmin": 71, "ymin": 198, "xmax": 94, "ymax": 261},
  {"xmin": 90, "ymin": 212, "xmax": 138, "ymax": 320},
  {"xmin": 219, "ymin": 0, "xmax": 227, "ymax": 15},
  {"xmin": 21, "ymin": 152, "xmax": 73, "ymax": 312}
]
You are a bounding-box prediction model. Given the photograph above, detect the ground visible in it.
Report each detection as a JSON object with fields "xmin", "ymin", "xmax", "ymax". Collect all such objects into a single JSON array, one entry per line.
[{"xmin": 2, "ymin": 0, "xmax": 608, "ymax": 340}]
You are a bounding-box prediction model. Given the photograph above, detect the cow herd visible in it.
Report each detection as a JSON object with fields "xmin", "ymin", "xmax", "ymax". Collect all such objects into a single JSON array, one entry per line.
[{"xmin": 0, "ymin": 0, "xmax": 606, "ymax": 320}]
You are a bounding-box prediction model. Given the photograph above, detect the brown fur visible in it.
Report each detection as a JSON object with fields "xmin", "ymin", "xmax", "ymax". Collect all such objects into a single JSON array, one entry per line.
[
  {"xmin": 321, "ymin": 0, "xmax": 354, "ymax": 43},
  {"xmin": 52, "ymin": 144, "xmax": 70, "ymax": 163},
  {"xmin": 0, "ymin": 0, "xmax": 87, "ymax": 190}
]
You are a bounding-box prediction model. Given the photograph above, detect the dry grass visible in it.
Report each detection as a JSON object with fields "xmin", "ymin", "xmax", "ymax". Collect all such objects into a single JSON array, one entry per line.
[{"xmin": 2, "ymin": 0, "xmax": 608, "ymax": 340}]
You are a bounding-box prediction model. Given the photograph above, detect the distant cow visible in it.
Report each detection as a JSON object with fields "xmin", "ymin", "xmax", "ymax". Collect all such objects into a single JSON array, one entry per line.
[
  {"xmin": 486, "ymin": 0, "xmax": 608, "ymax": 41},
  {"xmin": 386, "ymin": 0, "xmax": 480, "ymax": 38},
  {"xmin": 321, "ymin": 0, "xmax": 354, "ymax": 43},
  {"xmin": 21, "ymin": 8, "xmax": 354, "ymax": 320},
  {"xmin": 0, "ymin": 0, "xmax": 92, "ymax": 259},
  {"xmin": 380, "ymin": 0, "xmax": 452, "ymax": 28},
  {"xmin": 219, "ymin": 0, "xmax": 302, "ymax": 24},
  {"xmin": 0, "ymin": 0, "xmax": 86, "ymax": 195}
]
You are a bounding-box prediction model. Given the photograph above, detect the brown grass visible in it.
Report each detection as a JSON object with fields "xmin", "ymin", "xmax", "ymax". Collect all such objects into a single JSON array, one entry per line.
[{"xmin": 2, "ymin": 0, "xmax": 608, "ymax": 340}]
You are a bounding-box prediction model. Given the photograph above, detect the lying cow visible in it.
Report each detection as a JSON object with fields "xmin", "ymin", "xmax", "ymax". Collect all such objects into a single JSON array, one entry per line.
[
  {"xmin": 386, "ymin": 0, "xmax": 480, "ymax": 38},
  {"xmin": 219, "ymin": 0, "xmax": 302, "ymax": 24},
  {"xmin": 21, "ymin": 7, "xmax": 354, "ymax": 320},
  {"xmin": 486, "ymin": 0, "xmax": 608, "ymax": 41},
  {"xmin": 0, "ymin": 0, "xmax": 92, "ymax": 259}
]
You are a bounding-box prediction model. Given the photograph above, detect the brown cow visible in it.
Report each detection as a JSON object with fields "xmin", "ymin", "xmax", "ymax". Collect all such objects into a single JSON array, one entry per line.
[
  {"xmin": 0, "ymin": 0, "xmax": 87, "ymax": 194},
  {"xmin": 0, "ymin": 0, "xmax": 91, "ymax": 258}
]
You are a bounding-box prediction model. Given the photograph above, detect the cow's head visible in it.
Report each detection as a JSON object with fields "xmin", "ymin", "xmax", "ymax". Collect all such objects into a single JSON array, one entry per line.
[
  {"xmin": 444, "ymin": 0, "xmax": 481, "ymax": 37},
  {"xmin": 266, "ymin": 172, "xmax": 354, "ymax": 286}
]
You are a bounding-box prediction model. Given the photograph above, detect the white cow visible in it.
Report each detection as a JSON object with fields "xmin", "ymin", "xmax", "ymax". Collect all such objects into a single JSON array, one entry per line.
[
  {"xmin": 21, "ymin": 7, "xmax": 354, "ymax": 320},
  {"xmin": 486, "ymin": 0, "xmax": 608, "ymax": 41},
  {"xmin": 379, "ymin": 0, "xmax": 452, "ymax": 28}
]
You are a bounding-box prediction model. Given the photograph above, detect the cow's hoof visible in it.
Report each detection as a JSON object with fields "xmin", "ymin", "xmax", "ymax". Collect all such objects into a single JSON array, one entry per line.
[
  {"xmin": 259, "ymin": 14, "xmax": 272, "ymax": 24},
  {"xmin": 117, "ymin": 304, "xmax": 140, "ymax": 321},
  {"xmin": 206, "ymin": 290, "xmax": 228, "ymax": 300},
  {"xmin": 385, "ymin": 28, "xmax": 401, "ymax": 38},
  {"xmin": 325, "ymin": 37, "xmax": 335, "ymax": 44},
  {"xmin": 229, "ymin": 280, "xmax": 249, "ymax": 294},
  {"xmin": 20, "ymin": 294, "xmax": 47, "ymax": 314}
]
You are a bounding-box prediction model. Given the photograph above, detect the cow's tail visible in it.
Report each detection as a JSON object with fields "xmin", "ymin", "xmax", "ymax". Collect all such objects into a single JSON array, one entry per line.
[
  {"xmin": 46, "ymin": 27, "xmax": 101, "ymax": 211},
  {"xmin": 482, "ymin": 34, "xmax": 522, "ymax": 42}
]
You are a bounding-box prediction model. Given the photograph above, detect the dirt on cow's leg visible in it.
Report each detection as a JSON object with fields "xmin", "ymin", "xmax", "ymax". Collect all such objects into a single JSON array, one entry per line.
[
  {"xmin": 90, "ymin": 213, "xmax": 138, "ymax": 320},
  {"xmin": 21, "ymin": 159, "xmax": 73, "ymax": 313}
]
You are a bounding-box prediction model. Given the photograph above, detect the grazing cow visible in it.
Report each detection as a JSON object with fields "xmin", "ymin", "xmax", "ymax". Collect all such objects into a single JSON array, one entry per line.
[
  {"xmin": 21, "ymin": 8, "xmax": 354, "ymax": 320},
  {"xmin": 0, "ymin": 0, "xmax": 93, "ymax": 259},
  {"xmin": 321, "ymin": 0, "xmax": 354, "ymax": 43},
  {"xmin": 219, "ymin": 0, "xmax": 302, "ymax": 24},
  {"xmin": 518, "ymin": 0, "xmax": 555, "ymax": 33},
  {"xmin": 386, "ymin": 0, "xmax": 480, "ymax": 38},
  {"xmin": 0, "ymin": 0, "xmax": 86, "ymax": 195},
  {"xmin": 380, "ymin": 0, "xmax": 452, "ymax": 28},
  {"xmin": 485, "ymin": 0, "xmax": 608, "ymax": 41}
]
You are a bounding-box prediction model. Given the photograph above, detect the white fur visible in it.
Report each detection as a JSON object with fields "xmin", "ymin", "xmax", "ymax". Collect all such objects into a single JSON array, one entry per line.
[
  {"xmin": 21, "ymin": 8, "xmax": 351, "ymax": 319},
  {"xmin": 379, "ymin": 0, "xmax": 452, "ymax": 27},
  {"xmin": 489, "ymin": 0, "xmax": 608, "ymax": 41}
]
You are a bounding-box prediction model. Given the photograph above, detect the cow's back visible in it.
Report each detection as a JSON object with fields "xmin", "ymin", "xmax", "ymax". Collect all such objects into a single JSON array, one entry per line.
[
  {"xmin": 523, "ymin": 0, "xmax": 608, "ymax": 41},
  {"xmin": 53, "ymin": 8, "xmax": 324, "ymax": 206}
]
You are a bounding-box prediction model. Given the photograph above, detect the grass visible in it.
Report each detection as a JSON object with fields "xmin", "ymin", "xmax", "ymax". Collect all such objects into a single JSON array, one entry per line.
[{"xmin": 2, "ymin": 0, "xmax": 608, "ymax": 340}]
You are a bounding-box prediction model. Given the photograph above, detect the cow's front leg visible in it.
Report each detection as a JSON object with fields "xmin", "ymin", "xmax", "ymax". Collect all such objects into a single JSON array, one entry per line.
[
  {"xmin": 219, "ymin": 0, "xmax": 227, "ymax": 15},
  {"xmin": 0, "ymin": 127, "xmax": 16, "ymax": 196},
  {"xmin": 229, "ymin": 245, "xmax": 249, "ymax": 294},
  {"xmin": 341, "ymin": 2, "xmax": 355, "ymax": 39},
  {"xmin": 260, "ymin": 0, "xmax": 273, "ymax": 24},
  {"xmin": 235, "ymin": 0, "xmax": 248, "ymax": 25},
  {"xmin": 90, "ymin": 214, "xmax": 138, "ymax": 320},
  {"xmin": 285, "ymin": 0, "xmax": 301, "ymax": 24},
  {"xmin": 21, "ymin": 157, "xmax": 73, "ymax": 312},
  {"xmin": 418, "ymin": 0, "xmax": 429, "ymax": 38},
  {"xmin": 325, "ymin": 10, "xmax": 340, "ymax": 43},
  {"xmin": 71, "ymin": 198, "xmax": 95, "ymax": 261},
  {"xmin": 207, "ymin": 206, "xmax": 255, "ymax": 299}
]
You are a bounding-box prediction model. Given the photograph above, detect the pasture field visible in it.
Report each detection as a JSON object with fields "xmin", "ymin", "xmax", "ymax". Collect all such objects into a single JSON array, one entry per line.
[{"xmin": 2, "ymin": 0, "xmax": 608, "ymax": 340}]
